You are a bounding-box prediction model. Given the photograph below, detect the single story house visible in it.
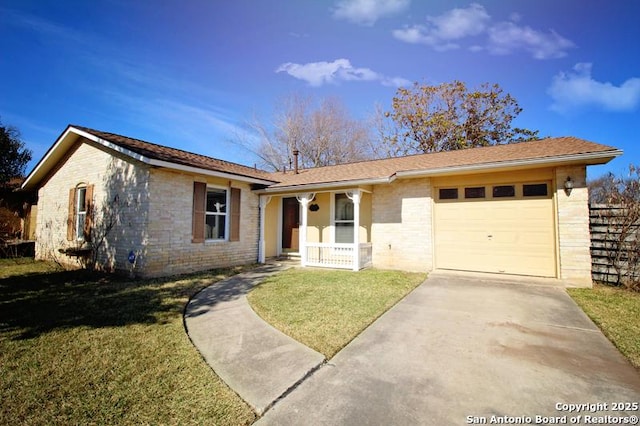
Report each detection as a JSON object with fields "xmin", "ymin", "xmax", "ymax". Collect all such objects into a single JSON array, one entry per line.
[{"xmin": 21, "ymin": 125, "xmax": 622, "ymax": 286}]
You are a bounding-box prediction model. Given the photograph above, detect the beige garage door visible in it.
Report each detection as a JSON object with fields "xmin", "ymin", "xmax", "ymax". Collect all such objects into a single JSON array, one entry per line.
[{"xmin": 434, "ymin": 181, "xmax": 556, "ymax": 277}]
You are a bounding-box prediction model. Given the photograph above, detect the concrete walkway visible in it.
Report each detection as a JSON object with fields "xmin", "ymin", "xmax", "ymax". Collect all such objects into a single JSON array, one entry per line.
[
  {"xmin": 258, "ymin": 271, "xmax": 640, "ymax": 425},
  {"xmin": 186, "ymin": 267, "xmax": 640, "ymax": 424},
  {"xmin": 183, "ymin": 262, "xmax": 325, "ymax": 415}
]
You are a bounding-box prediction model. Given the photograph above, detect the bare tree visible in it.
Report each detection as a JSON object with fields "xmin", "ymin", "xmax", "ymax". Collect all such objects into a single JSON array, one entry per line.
[
  {"xmin": 589, "ymin": 173, "xmax": 623, "ymax": 204},
  {"xmin": 369, "ymin": 103, "xmax": 413, "ymax": 159},
  {"xmin": 236, "ymin": 94, "xmax": 371, "ymax": 171},
  {"xmin": 592, "ymin": 165, "xmax": 640, "ymax": 290}
]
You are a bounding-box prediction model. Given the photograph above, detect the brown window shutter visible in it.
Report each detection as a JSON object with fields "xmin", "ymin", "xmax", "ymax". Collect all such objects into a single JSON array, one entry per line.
[
  {"xmin": 83, "ymin": 184, "xmax": 94, "ymax": 242},
  {"xmin": 67, "ymin": 187, "xmax": 77, "ymax": 241},
  {"xmin": 192, "ymin": 182, "xmax": 206, "ymax": 243},
  {"xmin": 229, "ymin": 187, "xmax": 241, "ymax": 242}
]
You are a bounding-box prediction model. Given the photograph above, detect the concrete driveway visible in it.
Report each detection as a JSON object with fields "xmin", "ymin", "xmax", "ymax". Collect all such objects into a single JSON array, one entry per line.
[{"xmin": 258, "ymin": 272, "xmax": 640, "ymax": 425}]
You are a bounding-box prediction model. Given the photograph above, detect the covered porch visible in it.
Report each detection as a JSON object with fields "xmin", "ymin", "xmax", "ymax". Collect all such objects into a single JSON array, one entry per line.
[{"xmin": 258, "ymin": 189, "xmax": 372, "ymax": 271}]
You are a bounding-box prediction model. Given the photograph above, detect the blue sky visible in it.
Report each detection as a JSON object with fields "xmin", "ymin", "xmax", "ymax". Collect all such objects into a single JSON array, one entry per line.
[{"xmin": 1, "ymin": 0, "xmax": 639, "ymax": 178}]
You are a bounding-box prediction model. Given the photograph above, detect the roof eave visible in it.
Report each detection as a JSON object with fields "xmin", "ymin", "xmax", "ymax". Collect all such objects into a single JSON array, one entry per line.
[
  {"xmin": 255, "ymin": 176, "xmax": 394, "ymax": 194},
  {"xmin": 21, "ymin": 126, "xmax": 276, "ymax": 190},
  {"xmin": 254, "ymin": 150, "xmax": 622, "ymax": 193},
  {"xmin": 21, "ymin": 126, "xmax": 153, "ymax": 191},
  {"xmin": 394, "ymin": 150, "xmax": 623, "ymax": 179},
  {"xmin": 148, "ymin": 159, "xmax": 277, "ymax": 185},
  {"xmin": 22, "ymin": 126, "xmax": 78, "ymax": 191}
]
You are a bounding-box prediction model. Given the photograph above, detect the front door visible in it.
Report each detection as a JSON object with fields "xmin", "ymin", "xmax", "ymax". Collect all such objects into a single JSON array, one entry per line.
[{"xmin": 282, "ymin": 197, "xmax": 300, "ymax": 251}]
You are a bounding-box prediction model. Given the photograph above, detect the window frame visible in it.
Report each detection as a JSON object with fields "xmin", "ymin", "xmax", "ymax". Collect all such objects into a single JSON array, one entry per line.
[
  {"xmin": 75, "ymin": 186, "xmax": 87, "ymax": 241},
  {"xmin": 492, "ymin": 185, "xmax": 516, "ymax": 198},
  {"xmin": 333, "ymin": 192, "xmax": 355, "ymax": 244},
  {"xmin": 439, "ymin": 188, "xmax": 459, "ymax": 200},
  {"xmin": 523, "ymin": 183, "xmax": 549, "ymax": 197},
  {"xmin": 205, "ymin": 186, "xmax": 229, "ymax": 242},
  {"xmin": 464, "ymin": 186, "xmax": 486, "ymax": 199}
]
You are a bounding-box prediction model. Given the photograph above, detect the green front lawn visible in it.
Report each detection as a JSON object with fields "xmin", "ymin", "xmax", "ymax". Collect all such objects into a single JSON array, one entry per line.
[
  {"xmin": 568, "ymin": 284, "xmax": 640, "ymax": 369},
  {"xmin": 0, "ymin": 259, "xmax": 255, "ymax": 425},
  {"xmin": 247, "ymin": 268, "xmax": 426, "ymax": 358}
]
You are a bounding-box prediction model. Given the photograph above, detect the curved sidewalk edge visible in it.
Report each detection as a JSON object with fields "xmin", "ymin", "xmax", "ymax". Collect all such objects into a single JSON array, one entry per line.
[{"xmin": 184, "ymin": 262, "xmax": 325, "ymax": 415}]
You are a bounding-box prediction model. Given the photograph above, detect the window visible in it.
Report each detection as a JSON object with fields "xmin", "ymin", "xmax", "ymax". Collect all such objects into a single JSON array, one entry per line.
[
  {"xmin": 465, "ymin": 187, "xmax": 486, "ymax": 199},
  {"xmin": 205, "ymin": 188, "xmax": 227, "ymax": 240},
  {"xmin": 335, "ymin": 193, "xmax": 354, "ymax": 243},
  {"xmin": 523, "ymin": 183, "xmax": 548, "ymax": 197},
  {"xmin": 75, "ymin": 187, "xmax": 87, "ymax": 241},
  {"xmin": 192, "ymin": 183, "xmax": 240, "ymax": 244},
  {"xmin": 493, "ymin": 185, "xmax": 515, "ymax": 198},
  {"xmin": 67, "ymin": 184, "xmax": 93, "ymax": 242},
  {"xmin": 439, "ymin": 188, "xmax": 458, "ymax": 200}
]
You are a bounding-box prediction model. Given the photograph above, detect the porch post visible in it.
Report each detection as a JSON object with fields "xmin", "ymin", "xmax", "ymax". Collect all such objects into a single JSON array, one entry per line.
[
  {"xmin": 348, "ymin": 190, "xmax": 361, "ymax": 271},
  {"xmin": 258, "ymin": 195, "xmax": 272, "ymax": 264},
  {"xmin": 296, "ymin": 193, "xmax": 314, "ymax": 267}
]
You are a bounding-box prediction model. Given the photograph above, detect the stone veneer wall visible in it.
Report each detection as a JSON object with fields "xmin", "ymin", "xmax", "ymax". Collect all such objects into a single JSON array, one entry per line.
[
  {"xmin": 35, "ymin": 140, "xmax": 150, "ymax": 274},
  {"xmin": 371, "ymin": 177, "xmax": 433, "ymax": 272},
  {"xmin": 143, "ymin": 169, "xmax": 260, "ymax": 277},
  {"xmin": 555, "ymin": 165, "xmax": 592, "ymax": 286}
]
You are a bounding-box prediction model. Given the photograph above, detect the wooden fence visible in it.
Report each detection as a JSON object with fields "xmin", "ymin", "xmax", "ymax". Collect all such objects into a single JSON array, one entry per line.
[{"xmin": 590, "ymin": 204, "xmax": 640, "ymax": 286}]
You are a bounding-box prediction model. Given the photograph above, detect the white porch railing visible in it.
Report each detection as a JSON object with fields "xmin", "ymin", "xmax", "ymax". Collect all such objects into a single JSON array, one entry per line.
[{"xmin": 304, "ymin": 242, "xmax": 372, "ymax": 270}]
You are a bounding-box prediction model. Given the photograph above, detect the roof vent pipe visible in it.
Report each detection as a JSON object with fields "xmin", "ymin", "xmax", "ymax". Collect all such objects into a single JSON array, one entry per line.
[{"xmin": 293, "ymin": 148, "xmax": 299, "ymax": 174}]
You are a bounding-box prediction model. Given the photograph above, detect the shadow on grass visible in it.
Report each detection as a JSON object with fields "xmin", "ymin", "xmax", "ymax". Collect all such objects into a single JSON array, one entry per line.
[{"xmin": 0, "ymin": 268, "xmax": 225, "ymax": 340}]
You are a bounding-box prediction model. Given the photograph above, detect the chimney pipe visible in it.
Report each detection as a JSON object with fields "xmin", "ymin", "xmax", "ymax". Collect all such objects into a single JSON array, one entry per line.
[{"xmin": 293, "ymin": 148, "xmax": 299, "ymax": 174}]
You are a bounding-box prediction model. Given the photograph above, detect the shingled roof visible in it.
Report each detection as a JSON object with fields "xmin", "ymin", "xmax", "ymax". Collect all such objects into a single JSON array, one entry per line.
[
  {"xmin": 73, "ymin": 126, "xmax": 276, "ymax": 182},
  {"xmin": 266, "ymin": 137, "xmax": 621, "ymax": 190},
  {"xmin": 22, "ymin": 125, "xmax": 621, "ymax": 192}
]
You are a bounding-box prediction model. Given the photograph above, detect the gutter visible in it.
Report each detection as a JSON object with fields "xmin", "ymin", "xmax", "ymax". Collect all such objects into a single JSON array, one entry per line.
[
  {"xmin": 255, "ymin": 176, "xmax": 395, "ymax": 194},
  {"xmin": 394, "ymin": 150, "xmax": 623, "ymax": 178},
  {"xmin": 148, "ymin": 159, "xmax": 277, "ymax": 185}
]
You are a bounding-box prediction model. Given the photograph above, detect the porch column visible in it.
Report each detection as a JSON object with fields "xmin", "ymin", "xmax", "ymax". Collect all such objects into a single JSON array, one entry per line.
[
  {"xmin": 296, "ymin": 193, "xmax": 315, "ymax": 267},
  {"xmin": 258, "ymin": 195, "xmax": 272, "ymax": 264},
  {"xmin": 347, "ymin": 190, "xmax": 361, "ymax": 271}
]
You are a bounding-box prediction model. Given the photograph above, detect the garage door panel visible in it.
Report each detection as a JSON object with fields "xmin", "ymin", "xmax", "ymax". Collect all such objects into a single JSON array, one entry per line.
[{"xmin": 434, "ymin": 181, "xmax": 556, "ymax": 278}]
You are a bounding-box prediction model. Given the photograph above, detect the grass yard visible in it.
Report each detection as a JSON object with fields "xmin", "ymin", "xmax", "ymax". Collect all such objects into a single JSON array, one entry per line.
[
  {"xmin": 247, "ymin": 268, "xmax": 426, "ymax": 358},
  {"xmin": 0, "ymin": 258, "xmax": 256, "ymax": 425},
  {"xmin": 568, "ymin": 284, "xmax": 640, "ymax": 369}
]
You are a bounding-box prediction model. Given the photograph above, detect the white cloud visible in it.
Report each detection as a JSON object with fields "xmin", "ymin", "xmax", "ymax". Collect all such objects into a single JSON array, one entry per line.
[
  {"xmin": 332, "ymin": 0, "xmax": 410, "ymax": 26},
  {"xmin": 276, "ymin": 58, "xmax": 410, "ymax": 87},
  {"xmin": 392, "ymin": 3, "xmax": 490, "ymax": 51},
  {"xmin": 392, "ymin": 4, "xmax": 574, "ymax": 59},
  {"xmin": 382, "ymin": 76, "xmax": 412, "ymax": 87},
  {"xmin": 487, "ymin": 22, "xmax": 574, "ymax": 59},
  {"xmin": 548, "ymin": 63, "xmax": 640, "ymax": 113}
]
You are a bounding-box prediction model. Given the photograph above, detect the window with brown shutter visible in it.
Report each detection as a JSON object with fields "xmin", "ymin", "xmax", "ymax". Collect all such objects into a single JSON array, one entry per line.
[
  {"xmin": 229, "ymin": 187, "xmax": 241, "ymax": 242},
  {"xmin": 67, "ymin": 184, "xmax": 94, "ymax": 242},
  {"xmin": 193, "ymin": 183, "xmax": 240, "ymax": 242}
]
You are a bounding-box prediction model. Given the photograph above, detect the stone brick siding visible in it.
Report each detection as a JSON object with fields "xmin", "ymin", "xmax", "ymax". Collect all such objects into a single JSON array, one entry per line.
[
  {"xmin": 35, "ymin": 138, "xmax": 259, "ymax": 277},
  {"xmin": 36, "ymin": 138, "xmax": 592, "ymax": 283},
  {"xmin": 143, "ymin": 169, "xmax": 259, "ymax": 277},
  {"xmin": 35, "ymin": 140, "xmax": 150, "ymax": 273},
  {"xmin": 371, "ymin": 178, "xmax": 433, "ymax": 272},
  {"xmin": 555, "ymin": 165, "xmax": 592, "ymax": 286}
]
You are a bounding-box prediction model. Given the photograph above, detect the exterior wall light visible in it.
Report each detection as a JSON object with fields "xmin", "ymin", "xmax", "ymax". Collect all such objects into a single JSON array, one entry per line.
[
  {"xmin": 564, "ymin": 176, "xmax": 573, "ymax": 196},
  {"xmin": 309, "ymin": 203, "xmax": 320, "ymax": 212}
]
